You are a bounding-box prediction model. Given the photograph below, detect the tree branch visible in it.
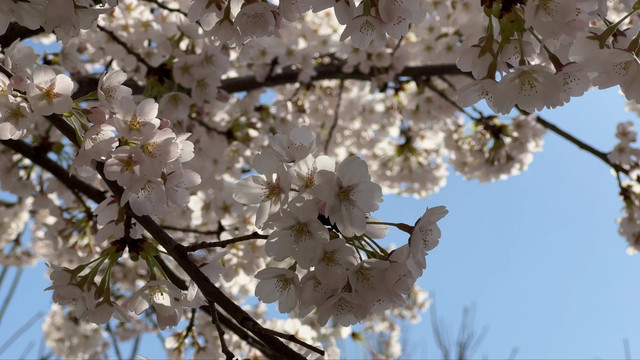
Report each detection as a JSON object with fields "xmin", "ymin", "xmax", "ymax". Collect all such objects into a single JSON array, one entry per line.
[
  {"xmin": 220, "ymin": 62, "xmax": 464, "ymax": 94},
  {"xmin": 0, "ymin": 23, "xmax": 43, "ymax": 49},
  {"xmin": 142, "ymin": 0, "xmax": 187, "ymax": 15},
  {"xmin": 185, "ymin": 232, "xmax": 269, "ymax": 252},
  {"xmin": 96, "ymin": 25, "xmax": 153, "ymax": 71},
  {"xmin": 153, "ymin": 255, "xmax": 281, "ymax": 359},
  {"xmin": 533, "ymin": 115, "xmax": 630, "ymax": 177},
  {"xmin": 90, "ymin": 161, "xmax": 305, "ymax": 359},
  {"xmin": 0, "ymin": 139, "xmax": 106, "ymax": 204},
  {"xmin": 70, "ymin": 62, "xmax": 465, "ymax": 100}
]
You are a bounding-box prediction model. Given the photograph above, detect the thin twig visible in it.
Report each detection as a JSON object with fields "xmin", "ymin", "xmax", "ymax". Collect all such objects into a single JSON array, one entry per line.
[
  {"xmin": 624, "ymin": 338, "xmax": 631, "ymax": 360},
  {"xmin": 209, "ymin": 301, "xmax": 235, "ymax": 360},
  {"xmin": 0, "ymin": 312, "xmax": 43, "ymax": 357},
  {"xmin": 0, "ymin": 267, "xmax": 23, "ymax": 325},
  {"xmin": 143, "ymin": 0, "xmax": 188, "ymax": 15},
  {"xmin": 18, "ymin": 340, "xmax": 34, "ymax": 360},
  {"xmin": 97, "ymin": 25, "xmax": 154, "ymax": 70},
  {"xmin": 185, "ymin": 232, "xmax": 268, "ymax": 252},
  {"xmin": 324, "ymin": 79, "xmax": 345, "ymax": 153},
  {"xmin": 106, "ymin": 323, "xmax": 123, "ymax": 360},
  {"xmin": 70, "ymin": 62, "xmax": 465, "ymax": 98},
  {"xmin": 424, "ymin": 81, "xmax": 481, "ymax": 121},
  {"xmin": 257, "ymin": 327, "xmax": 325, "ymax": 356},
  {"xmin": 0, "ymin": 139, "xmax": 106, "ymax": 203},
  {"xmin": 161, "ymin": 225, "xmax": 219, "ymax": 235},
  {"xmin": 533, "ymin": 115, "xmax": 630, "ymax": 177}
]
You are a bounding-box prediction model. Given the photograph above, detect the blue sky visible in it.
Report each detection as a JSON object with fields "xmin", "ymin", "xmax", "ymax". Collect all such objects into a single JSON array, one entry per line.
[
  {"xmin": 385, "ymin": 86, "xmax": 640, "ymax": 359},
  {"xmin": 1, "ymin": 78, "xmax": 639, "ymax": 358}
]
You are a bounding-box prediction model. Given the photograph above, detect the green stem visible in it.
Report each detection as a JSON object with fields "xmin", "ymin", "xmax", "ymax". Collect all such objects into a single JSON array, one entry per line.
[
  {"xmin": 0, "ymin": 312, "xmax": 43, "ymax": 357},
  {"xmin": 106, "ymin": 323, "xmax": 123, "ymax": 360},
  {"xmin": 596, "ymin": 9, "xmax": 638, "ymax": 48},
  {"xmin": 0, "ymin": 267, "xmax": 23, "ymax": 325},
  {"xmin": 363, "ymin": 235, "xmax": 389, "ymax": 257},
  {"xmin": 129, "ymin": 335, "xmax": 141, "ymax": 360},
  {"xmin": 73, "ymin": 91, "xmax": 97, "ymax": 104}
]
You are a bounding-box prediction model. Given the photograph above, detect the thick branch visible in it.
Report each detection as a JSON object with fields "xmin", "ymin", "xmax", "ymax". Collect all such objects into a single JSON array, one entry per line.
[
  {"xmin": 71, "ymin": 63, "xmax": 464, "ymax": 99},
  {"xmin": 0, "ymin": 23, "xmax": 43, "ymax": 49},
  {"xmin": 220, "ymin": 63, "xmax": 464, "ymax": 94}
]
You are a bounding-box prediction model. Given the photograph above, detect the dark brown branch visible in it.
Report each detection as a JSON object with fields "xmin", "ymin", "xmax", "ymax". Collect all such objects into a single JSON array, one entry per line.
[
  {"xmin": 71, "ymin": 62, "xmax": 464, "ymax": 103},
  {"xmin": 10, "ymin": 133, "xmax": 304, "ymax": 358},
  {"xmin": 0, "ymin": 139, "xmax": 106, "ymax": 204},
  {"xmin": 220, "ymin": 63, "xmax": 464, "ymax": 94},
  {"xmin": 0, "ymin": 23, "xmax": 44, "ymax": 49},
  {"xmin": 185, "ymin": 232, "xmax": 269, "ymax": 252}
]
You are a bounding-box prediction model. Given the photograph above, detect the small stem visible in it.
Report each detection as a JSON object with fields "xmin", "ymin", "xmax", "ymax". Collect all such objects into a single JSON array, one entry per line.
[
  {"xmin": 527, "ymin": 29, "xmax": 564, "ymax": 71},
  {"xmin": 73, "ymin": 91, "xmax": 97, "ymax": 104},
  {"xmin": 363, "ymin": 234, "xmax": 388, "ymax": 257},
  {"xmin": 0, "ymin": 267, "xmax": 23, "ymax": 325},
  {"xmin": 324, "ymin": 79, "xmax": 345, "ymax": 153},
  {"xmin": 106, "ymin": 323, "xmax": 123, "ymax": 360},
  {"xmin": 208, "ymin": 301, "xmax": 235, "ymax": 360}
]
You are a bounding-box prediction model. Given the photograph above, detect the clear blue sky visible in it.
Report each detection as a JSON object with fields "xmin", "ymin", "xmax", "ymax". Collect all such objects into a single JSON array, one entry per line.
[
  {"xmin": 1, "ymin": 84, "xmax": 639, "ymax": 358},
  {"xmin": 383, "ymin": 87, "xmax": 640, "ymax": 359}
]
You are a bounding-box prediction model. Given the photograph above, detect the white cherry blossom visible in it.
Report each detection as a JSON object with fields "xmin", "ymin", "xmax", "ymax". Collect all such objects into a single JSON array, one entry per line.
[{"xmin": 26, "ymin": 65, "xmax": 74, "ymax": 116}]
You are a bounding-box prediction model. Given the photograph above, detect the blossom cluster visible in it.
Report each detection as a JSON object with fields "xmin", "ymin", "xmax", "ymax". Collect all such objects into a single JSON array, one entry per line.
[
  {"xmin": 232, "ymin": 125, "xmax": 447, "ymax": 326},
  {"xmin": 455, "ymin": 1, "xmax": 640, "ymax": 114},
  {"xmin": 73, "ymin": 70, "xmax": 200, "ymax": 218},
  {"xmin": 445, "ymin": 114, "xmax": 546, "ymax": 182},
  {"xmin": 187, "ymin": 0, "xmax": 426, "ymax": 49}
]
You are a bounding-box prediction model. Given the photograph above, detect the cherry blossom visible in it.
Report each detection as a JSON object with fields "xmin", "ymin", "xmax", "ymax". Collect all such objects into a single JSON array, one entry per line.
[
  {"xmin": 314, "ymin": 156, "xmax": 383, "ymax": 237},
  {"xmin": 26, "ymin": 65, "xmax": 74, "ymax": 116}
]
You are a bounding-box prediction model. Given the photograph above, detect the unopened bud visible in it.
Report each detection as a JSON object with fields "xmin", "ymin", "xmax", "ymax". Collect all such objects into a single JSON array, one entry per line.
[{"xmin": 10, "ymin": 74, "xmax": 27, "ymax": 91}]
